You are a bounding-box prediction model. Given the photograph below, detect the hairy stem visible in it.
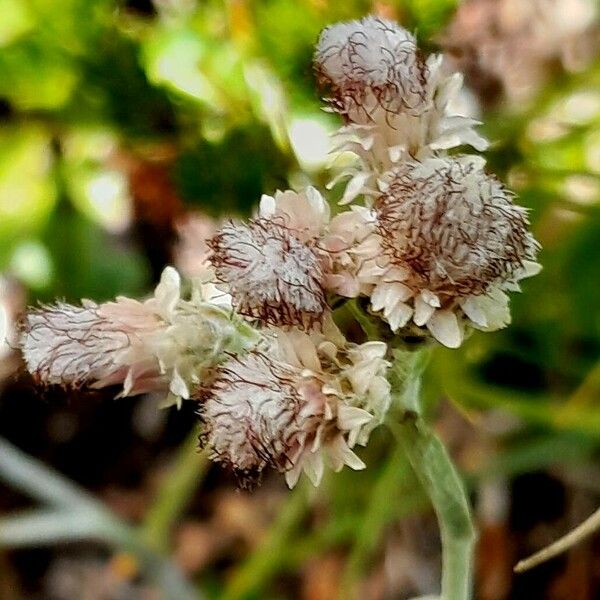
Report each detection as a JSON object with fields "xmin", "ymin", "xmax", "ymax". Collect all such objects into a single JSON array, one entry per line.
[{"xmin": 389, "ymin": 349, "xmax": 476, "ymax": 600}]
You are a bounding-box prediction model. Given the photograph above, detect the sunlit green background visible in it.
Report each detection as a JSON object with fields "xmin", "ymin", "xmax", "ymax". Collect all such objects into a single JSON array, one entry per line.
[{"xmin": 0, "ymin": 0, "xmax": 599, "ymax": 598}]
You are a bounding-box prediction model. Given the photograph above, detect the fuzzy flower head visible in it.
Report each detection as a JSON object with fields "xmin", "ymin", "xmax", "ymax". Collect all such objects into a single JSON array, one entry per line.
[
  {"xmin": 369, "ymin": 156, "xmax": 540, "ymax": 347},
  {"xmin": 315, "ymin": 16, "xmax": 428, "ymax": 120},
  {"xmin": 21, "ymin": 298, "xmax": 164, "ymax": 394},
  {"xmin": 199, "ymin": 323, "xmax": 390, "ymax": 488},
  {"xmin": 21, "ymin": 268, "xmax": 259, "ymax": 406},
  {"xmin": 316, "ymin": 17, "xmax": 488, "ymax": 206},
  {"xmin": 209, "ymin": 218, "xmax": 327, "ymax": 330}
]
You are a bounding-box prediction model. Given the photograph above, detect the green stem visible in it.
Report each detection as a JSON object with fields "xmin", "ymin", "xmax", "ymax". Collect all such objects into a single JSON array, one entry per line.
[
  {"xmin": 390, "ymin": 417, "xmax": 475, "ymax": 600},
  {"xmin": 388, "ymin": 349, "xmax": 475, "ymax": 600},
  {"xmin": 142, "ymin": 427, "xmax": 209, "ymax": 552}
]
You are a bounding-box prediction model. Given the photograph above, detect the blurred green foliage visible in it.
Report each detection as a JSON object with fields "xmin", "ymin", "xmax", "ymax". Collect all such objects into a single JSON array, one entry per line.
[{"xmin": 0, "ymin": 1, "xmax": 599, "ymax": 597}]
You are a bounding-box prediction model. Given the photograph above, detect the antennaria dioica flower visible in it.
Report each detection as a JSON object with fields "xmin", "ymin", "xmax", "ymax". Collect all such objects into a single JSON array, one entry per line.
[{"xmin": 14, "ymin": 14, "xmax": 541, "ymax": 599}]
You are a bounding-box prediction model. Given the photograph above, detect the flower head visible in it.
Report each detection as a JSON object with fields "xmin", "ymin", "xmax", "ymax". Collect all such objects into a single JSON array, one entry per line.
[
  {"xmin": 208, "ymin": 219, "xmax": 328, "ymax": 329},
  {"xmin": 367, "ymin": 156, "xmax": 540, "ymax": 346},
  {"xmin": 377, "ymin": 156, "xmax": 538, "ymax": 297},
  {"xmin": 21, "ymin": 298, "xmax": 164, "ymax": 393},
  {"xmin": 315, "ymin": 16, "xmax": 428, "ymax": 119},
  {"xmin": 316, "ymin": 17, "xmax": 488, "ymax": 206},
  {"xmin": 21, "ymin": 267, "xmax": 259, "ymax": 405},
  {"xmin": 199, "ymin": 322, "xmax": 390, "ymax": 487}
]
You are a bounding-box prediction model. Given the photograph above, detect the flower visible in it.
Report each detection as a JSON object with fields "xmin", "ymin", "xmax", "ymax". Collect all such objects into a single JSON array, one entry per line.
[
  {"xmin": 208, "ymin": 189, "xmax": 331, "ymax": 329},
  {"xmin": 315, "ymin": 16, "xmax": 488, "ymax": 205},
  {"xmin": 315, "ymin": 16, "xmax": 428, "ymax": 120},
  {"xmin": 21, "ymin": 297, "xmax": 164, "ymax": 393},
  {"xmin": 198, "ymin": 320, "xmax": 390, "ymax": 487},
  {"xmin": 367, "ymin": 155, "xmax": 540, "ymax": 347},
  {"xmin": 21, "ymin": 267, "xmax": 259, "ymax": 405}
]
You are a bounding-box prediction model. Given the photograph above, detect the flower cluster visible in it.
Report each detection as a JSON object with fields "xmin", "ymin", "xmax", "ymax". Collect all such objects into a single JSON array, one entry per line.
[
  {"xmin": 312, "ymin": 16, "xmax": 541, "ymax": 347},
  {"xmin": 15, "ymin": 14, "xmax": 540, "ymax": 487}
]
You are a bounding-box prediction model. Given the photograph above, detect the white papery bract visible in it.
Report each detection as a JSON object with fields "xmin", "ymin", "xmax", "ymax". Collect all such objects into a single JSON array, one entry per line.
[
  {"xmin": 21, "ymin": 267, "xmax": 259, "ymax": 406},
  {"xmin": 320, "ymin": 205, "xmax": 385, "ymax": 298},
  {"xmin": 199, "ymin": 321, "xmax": 390, "ymax": 487},
  {"xmin": 259, "ymin": 186, "xmax": 330, "ymax": 240},
  {"xmin": 366, "ymin": 156, "xmax": 540, "ymax": 347},
  {"xmin": 315, "ymin": 16, "xmax": 488, "ymax": 205}
]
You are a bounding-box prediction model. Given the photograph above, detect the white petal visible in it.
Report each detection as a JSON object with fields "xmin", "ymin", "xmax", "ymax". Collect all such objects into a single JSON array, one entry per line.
[
  {"xmin": 460, "ymin": 297, "xmax": 488, "ymax": 328},
  {"xmin": 169, "ymin": 368, "xmax": 189, "ymax": 400},
  {"xmin": 414, "ymin": 294, "xmax": 436, "ymax": 326},
  {"xmin": 371, "ymin": 284, "xmax": 391, "ymax": 312},
  {"xmin": 340, "ymin": 172, "xmax": 370, "ymax": 205},
  {"xmin": 387, "ymin": 302, "xmax": 413, "ymax": 332},
  {"xmin": 421, "ymin": 289, "xmax": 441, "ymax": 308},
  {"xmin": 356, "ymin": 341, "xmax": 387, "ymax": 361},
  {"xmin": 305, "ymin": 186, "xmax": 329, "ymax": 221},
  {"xmin": 337, "ymin": 405, "xmax": 372, "ymax": 430},
  {"xmin": 285, "ymin": 464, "xmax": 303, "ymax": 489},
  {"xmin": 153, "ymin": 267, "xmax": 181, "ymax": 319},
  {"xmin": 521, "ymin": 260, "xmax": 542, "ymax": 278},
  {"xmin": 427, "ymin": 309, "xmax": 462, "ymax": 348},
  {"xmin": 294, "ymin": 333, "xmax": 321, "ymax": 372},
  {"xmin": 259, "ymin": 194, "xmax": 276, "ymax": 218}
]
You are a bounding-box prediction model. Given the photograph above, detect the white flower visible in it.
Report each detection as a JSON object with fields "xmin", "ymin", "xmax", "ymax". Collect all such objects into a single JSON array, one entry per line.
[
  {"xmin": 367, "ymin": 155, "xmax": 540, "ymax": 347},
  {"xmin": 315, "ymin": 16, "xmax": 488, "ymax": 206},
  {"xmin": 199, "ymin": 319, "xmax": 390, "ymax": 487},
  {"xmin": 21, "ymin": 267, "xmax": 259, "ymax": 405},
  {"xmin": 208, "ymin": 218, "xmax": 328, "ymax": 329}
]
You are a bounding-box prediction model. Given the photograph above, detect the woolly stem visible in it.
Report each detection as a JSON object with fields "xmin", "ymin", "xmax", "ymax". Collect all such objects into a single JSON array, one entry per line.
[{"xmin": 389, "ymin": 350, "xmax": 476, "ymax": 600}]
